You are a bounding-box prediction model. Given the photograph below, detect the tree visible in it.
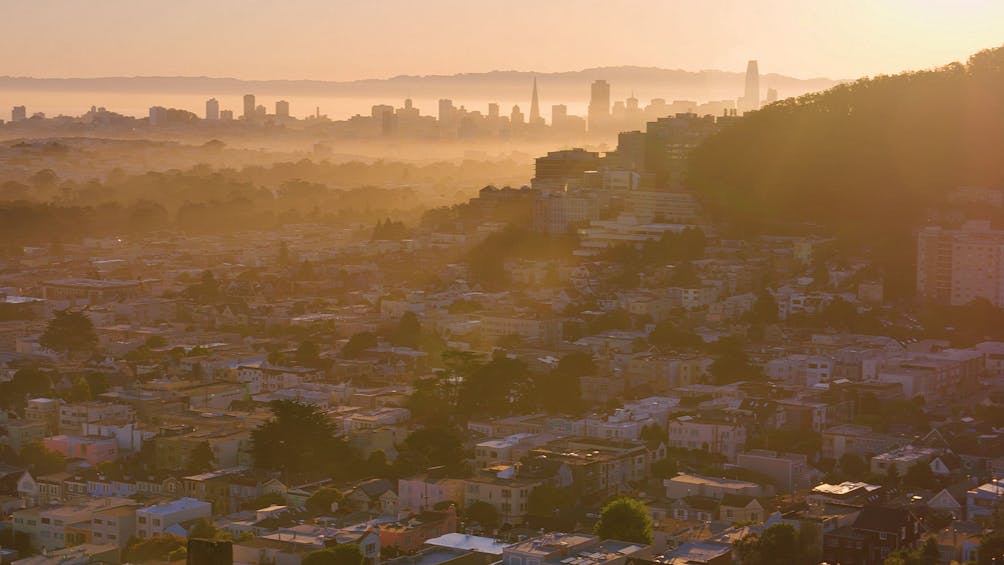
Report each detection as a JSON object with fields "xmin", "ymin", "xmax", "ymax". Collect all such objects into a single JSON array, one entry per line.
[
  {"xmin": 394, "ymin": 427, "xmax": 466, "ymax": 477},
  {"xmin": 187, "ymin": 517, "xmax": 220, "ymax": 540},
  {"xmin": 125, "ymin": 535, "xmax": 186, "ymax": 563},
  {"xmin": 296, "ymin": 340, "xmax": 322, "ymax": 368},
  {"xmin": 40, "ymin": 309, "xmax": 98, "ymax": 356},
  {"xmin": 527, "ymin": 485, "xmax": 576, "ymax": 527},
  {"xmin": 389, "ymin": 311, "xmax": 422, "ymax": 349},
  {"xmin": 903, "ymin": 462, "xmax": 938, "ymax": 490},
  {"xmin": 639, "ymin": 424, "xmax": 666, "ymax": 447},
  {"xmin": 84, "ymin": 372, "xmax": 110, "ymax": 396},
  {"xmin": 302, "ymin": 545, "xmax": 364, "ymax": 565},
  {"xmin": 465, "ymin": 501, "xmax": 500, "ymax": 531},
  {"xmin": 342, "ymin": 332, "xmax": 378, "ymax": 359},
  {"xmin": 733, "ymin": 524, "xmax": 802, "ymax": 565},
  {"xmin": 648, "ymin": 322, "xmax": 703, "ymax": 349},
  {"xmin": 306, "ymin": 487, "xmax": 344, "ymax": 514},
  {"xmin": 19, "ymin": 442, "xmax": 65, "ymax": 475},
  {"xmin": 978, "ymin": 533, "xmax": 1004, "ymax": 565},
  {"xmin": 251, "ymin": 400, "xmax": 358, "ymax": 477},
  {"xmin": 67, "ymin": 376, "xmax": 92, "ymax": 402},
  {"xmin": 187, "ymin": 441, "xmax": 215, "ymax": 474},
  {"xmin": 247, "ymin": 492, "xmax": 286, "ymax": 510},
  {"xmin": 536, "ymin": 352, "xmax": 592, "ymax": 414},
  {"xmin": 887, "ymin": 537, "xmax": 942, "ymax": 565},
  {"xmin": 839, "ymin": 453, "xmax": 868, "ymax": 477},
  {"xmin": 594, "ymin": 497, "xmax": 653, "ymax": 544}
]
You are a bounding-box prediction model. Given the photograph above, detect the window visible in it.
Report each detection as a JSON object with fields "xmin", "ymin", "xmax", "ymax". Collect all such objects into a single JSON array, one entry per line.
[{"xmin": 139, "ymin": 516, "xmax": 147, "ymax": 524}]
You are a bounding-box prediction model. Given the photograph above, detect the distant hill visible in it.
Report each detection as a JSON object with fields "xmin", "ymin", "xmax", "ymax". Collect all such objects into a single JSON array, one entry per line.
[
  {"xmin": 0, "ymin": 67, "xmax": 840, "ymax": 105},
  {"xmin": 687, "ymin": 44, "xmax": 1004, "ymax": 297}
]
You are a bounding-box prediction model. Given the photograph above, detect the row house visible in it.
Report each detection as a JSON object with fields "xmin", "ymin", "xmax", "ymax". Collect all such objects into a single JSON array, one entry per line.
[{"xmin": 667, "ymin": 416, "xmax": 746, "ymax": 462}]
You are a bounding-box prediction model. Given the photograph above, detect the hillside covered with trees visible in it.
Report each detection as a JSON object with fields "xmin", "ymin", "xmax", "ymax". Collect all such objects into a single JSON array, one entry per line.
[{"xmin": 689, "ymin": 45, "xmax": 1004, "ymax": 253}]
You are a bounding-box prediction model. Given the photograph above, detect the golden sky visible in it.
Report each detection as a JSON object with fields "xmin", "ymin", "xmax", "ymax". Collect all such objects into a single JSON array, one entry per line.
[{"xmin": 5, "ymin": 0, "xmax": 1003, "ymax": 81}]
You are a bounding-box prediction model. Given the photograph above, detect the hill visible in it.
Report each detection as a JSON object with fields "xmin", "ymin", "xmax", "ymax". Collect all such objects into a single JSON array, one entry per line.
[
  {"xmin": 0, "ymin": 67, "xmax": 839, "ymax": 106},
  {"xmin": 687, "ymin": 45, "xmax": 1004, "ymax": 297},
  {"xmin": 690, "ymin": 45, "xmax": 1004, "ymax": 236}
]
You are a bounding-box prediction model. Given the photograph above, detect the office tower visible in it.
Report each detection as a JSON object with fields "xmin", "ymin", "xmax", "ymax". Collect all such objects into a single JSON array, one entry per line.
[
  {"xmin": 276, "ymin": 100, "xmax": 290, "ymax": 118},
  {"xmin": 220, "ymin": 109, "xmax": 234, "ymax": 121},
  {"xmin": 372, "ymin": 104, "xmax": 394, "ymax": 119},
  {"xmin": 439, "ymin": 99, "xmax": 456, "ymax": 123},
  {"xmin": 626, "ymin": 93, "xmax": 639, "ymax": 111},
  {"xmin": 205, "ymin": 98, "xmax": 219, "ymax": 121},
  {"xmin": 243, "ymin": 94, "xmax": 255, "ymax": 120},
  {"xmin": 743, "ymin": 60, "xmax": 760, "ymax": 112},
  {"xmin": 11, "ymin": 106, "xmax": 26, "ymax": 122},
  {"xmin": 551, "ymin": 104, "xmax": 567, "ymax": 128},
  {"xmin": 488, "ymin": 103, "xmax": 500, "ymax": 119},
  {"xmin": 766, "ymin": 88, "xmax": 778, "ymax": 104},
  {"xmin": 510, "ymin": 105, "xmax": 524, "ymax": 125},
  {"xmin": 588, "ymin": 80, "xmax": 611, "ymax": 132},
  {"xmin": 529, "ymin": 77, "xmax": 542, "ymax": 125}
]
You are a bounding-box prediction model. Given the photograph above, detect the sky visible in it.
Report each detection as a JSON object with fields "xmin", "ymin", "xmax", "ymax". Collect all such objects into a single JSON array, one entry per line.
[{"xmin": 4, "ymin": 0, "xmax": 1003, "ymax": 81}]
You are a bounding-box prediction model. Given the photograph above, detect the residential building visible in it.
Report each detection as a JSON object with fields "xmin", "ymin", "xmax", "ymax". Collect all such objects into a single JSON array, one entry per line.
[
  {"xmin": 667, "ymin": 416, "xmax": 746, "ymax": 462},
  {"xmin": 135, "ymin": 497, "xmax": 212, "ymax": 539}
]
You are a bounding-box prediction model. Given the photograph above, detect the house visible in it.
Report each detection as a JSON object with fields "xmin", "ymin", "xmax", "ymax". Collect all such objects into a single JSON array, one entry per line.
[
  {"xmin": 667, "ymin": 417, "xmax": 746, "ymax": 462},
  {"xmin": 924, "ymin": 481, "xmax": 973, "ymax": 520},
  {"xmin": 735, "ymin": 450, "xmax": 809, "ymax": 494},
  {"xmin": 967, "ymin": 482, "xmax": 1004, "ymax": 522},
  {"xmin": 822, "ymin": 506, "xmax": 921, "ymax": 565},
  {"xmin": 398, "ymin": 471, "xmax": 465, "ymax": 514},
  {"xmin": 378, "ymin": 506, "xmax": 458, "ymax": 553},
  {"xmin": 718, "ymin": 494, "xmax": 766, "ymax": 524},
  {"xmin": 653, "ymin": 541, "xmax": 733, "ymax": 565},
  {"xmin": 668, "ymin": 496, "xmax": 718, "ymax": 522},
  {"xmin": 664, "ymin": 474, "xmax": 765, "ymax": 501},
  {"xmin": 503, "ymin": 532, "xmax": 651, "ymax": 565},
  {"xmin": 346, "ymin": 478, "xmax": 398, "ymax": 516}
]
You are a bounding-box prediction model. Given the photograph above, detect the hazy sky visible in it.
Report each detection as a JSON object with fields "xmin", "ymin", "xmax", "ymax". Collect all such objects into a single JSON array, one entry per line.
[{"xmin": 5, "ymin": 0, "xmax": 1003, "ymax": 81}]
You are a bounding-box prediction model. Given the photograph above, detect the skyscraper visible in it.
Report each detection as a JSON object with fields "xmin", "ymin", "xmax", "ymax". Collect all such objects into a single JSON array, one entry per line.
[
  {"xmin": 529, "ymin": 77, "xmax": 542, "ymax": 125},
  {"xmin": 243, "ymin": 94, "xmax": 255, "ymax": 120},
  {"xmin": 11, "ymin": 106, "xmax": 26, "ymax": 122},
  {"xmin": 488, "ymin": 103, "xmax": 500, "ymax": 119},
  {"xmin": 742, "ymin": 60, "xmax": 760, "ymax": 113},
  {"xmin": 205, "ymin": 98, "xmax": 219, "ymax": 121},
  {"xmin": 766, "ymin": 88, "xmax": 778, "ymax": 104},
  {"xmin": 276, "ymin": 100, "xmax": 290, "ymax": 118},
  {"xmin": 588, "ymin": 80, "xmax": 610, "ymax": 133},
  {"xmin": 551, "ymin": 104, "xmax": 567, "ymax": 129}
]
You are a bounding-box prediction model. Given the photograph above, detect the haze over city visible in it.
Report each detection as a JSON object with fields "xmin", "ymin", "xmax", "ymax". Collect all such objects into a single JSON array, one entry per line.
[{"xmin": 4, "ymin": 4, "xmax": 1004, "ymax": 565}]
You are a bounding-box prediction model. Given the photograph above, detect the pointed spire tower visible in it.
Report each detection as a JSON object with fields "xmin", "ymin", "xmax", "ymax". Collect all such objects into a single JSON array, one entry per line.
[{"xmin": 529, "ymin": 77, "xmax": 541, "ymax": 124}]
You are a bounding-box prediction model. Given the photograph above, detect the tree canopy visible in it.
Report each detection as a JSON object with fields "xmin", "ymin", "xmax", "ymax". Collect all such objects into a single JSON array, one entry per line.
[
  {"xmin": 40, "ymin": 309, "xmax": 98, "ymax": 356},
  {"xmin": 251, "ymin": 400, "xmax": 358, "ymax": 477},
  {"xmin": 593, "ymin": 497, "xmax": 653, "ymax": 544}
]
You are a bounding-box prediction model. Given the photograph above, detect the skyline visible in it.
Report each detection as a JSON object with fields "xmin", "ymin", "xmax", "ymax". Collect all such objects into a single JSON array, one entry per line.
[{"xmin": 3, "ymin": 0, "xmax": 1003, "ymax": 82}]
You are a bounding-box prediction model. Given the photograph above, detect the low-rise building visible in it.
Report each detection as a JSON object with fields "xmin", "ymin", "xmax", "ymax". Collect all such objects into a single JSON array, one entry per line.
[{"xmin": 135, "ymin": 497, "xmax": 211, "ymax": 539}]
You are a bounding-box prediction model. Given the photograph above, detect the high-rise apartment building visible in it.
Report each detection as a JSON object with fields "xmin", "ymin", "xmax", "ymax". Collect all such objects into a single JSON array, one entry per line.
[
  {"xmin": 242, "ymin": 94, "xmax": 255, "ymax": 120},
  {"xmin": 917, "ymin": 221, "xmax": 1004, "ymax": 306},
  {"xmin": 205, "ymin": 98, "xmax": 220, "ymax": 120},
  {"xmin": 275, "ymin": 100, "xmax": 290, "ymax": 118}
]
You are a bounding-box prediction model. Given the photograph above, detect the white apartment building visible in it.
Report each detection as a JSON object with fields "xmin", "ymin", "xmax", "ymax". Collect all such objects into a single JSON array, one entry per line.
[{"xmin": 917, "ymin": 221, "xmax": 1004, "ymax": 306}]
